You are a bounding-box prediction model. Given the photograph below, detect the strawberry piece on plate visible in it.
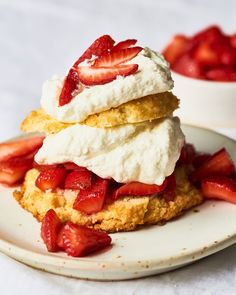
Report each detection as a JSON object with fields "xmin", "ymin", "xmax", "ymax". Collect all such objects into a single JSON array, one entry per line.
[
  {"xmin": 73, "ymin": 35, "xmax": 115, "ymax": 67},
  {"xmin": 64, "ymin": 170, "xmax": 92, "ymax": 190},
  {"xmin": 112, "ymin": 39, "xmax": 137, "ymax": 51},
  {"xmin": 0, "ymin": 152, "xmax": 35, "ymax": 186},
  {"xmin": 201, "ymin": 176, "xmax": 236, "ymax": 204},
  {"xmin": 73, "ymin": 176, "xmax": 108, "ymax": 214},
  {"xmin": 191, "ymin": 148, "xmax": 234, "ymax": 182},
  {"xmin": 56, "ymin": 223, "xmax": 66, "ymax": 250},
  {"xmin": 177, "ymin": 143, "xmax": 196, "ymax": 166},
  {"xmin": 0, "ymin": 136, "xmax": 44, "ymax": 162},
  {"xmin": 77, "ymin": 64, "xmax": 138, "ymax": 86},
  {"xmin": 63, "ymin": 162, "xmax": 89, "ymax": 171},
  {"xmin": 193, "ymin": 43, "xmax": 219, "ymax": 66},
  {"xmin": 35, "ymin": 166, "xmax": 67, "ymax": 191},
  {"xmin": 163, "ymin": 35, "xmax": 190, "ymax": 64},
  {"xmin": 193, "ymin": 153, "xmax": 211, "ymax": 169},
  {"xmin": 59, "ymin": 68, "xmax": 80, "ymax": 106},
  {"xmin": 172, "ymin": 54, "xmax": 204, "ymax": 79},
  {"xmin": 62, "ymin": 221, "xmax": 112, "ymax": 257},
  {"xmin": 206, "ymin": 67, "xmax": 236, "ymax": 82},
  {"xmin": 113, "ymin": 179, "xmax": 168, "ymax": 200},
  {"xmin": 93, "ymin": 47, "xmax": 142, "ymax": 67},
  {"xmin": 41, "ymin": 209, "xmax": 61, "ymax": 252}
]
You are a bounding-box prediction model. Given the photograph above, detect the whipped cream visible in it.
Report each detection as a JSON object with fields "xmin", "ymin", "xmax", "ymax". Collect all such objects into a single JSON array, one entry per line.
[
  {"xmin": 35, "ymin": 117, "xmax": 184, "ymax": 185},
  {"xmin": 41, "ymin": 47, "xmax": 173, "ymax": 123}
]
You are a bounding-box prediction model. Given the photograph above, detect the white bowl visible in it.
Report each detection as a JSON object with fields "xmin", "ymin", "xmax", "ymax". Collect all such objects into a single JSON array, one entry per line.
[{"xmin": 172, "ymin": 71, "xmax": 236, "ymax": 129}]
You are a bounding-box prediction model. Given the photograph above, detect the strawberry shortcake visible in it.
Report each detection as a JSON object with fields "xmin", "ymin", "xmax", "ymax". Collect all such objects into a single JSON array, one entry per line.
[{"xmin": 11, "ymin": 35, "xmax": 205, "ymax": 233}]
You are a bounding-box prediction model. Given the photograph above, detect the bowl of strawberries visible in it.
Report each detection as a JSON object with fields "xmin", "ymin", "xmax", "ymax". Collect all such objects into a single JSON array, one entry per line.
[{"xmin": 163, "ymin": 25, "xmax": 236, "ymax": 128}]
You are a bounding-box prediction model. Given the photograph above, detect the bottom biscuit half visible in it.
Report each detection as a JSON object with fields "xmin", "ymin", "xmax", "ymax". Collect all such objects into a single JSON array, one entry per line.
[{"xmin": 14, "ymin": 167, "xmax": 203, "ymax": 233}]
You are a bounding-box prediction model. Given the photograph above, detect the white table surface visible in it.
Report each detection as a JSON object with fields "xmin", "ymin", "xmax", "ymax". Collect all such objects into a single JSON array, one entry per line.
[{"xmin": 0, "ymin": 0, "xmax": 236, "ymax": 294}]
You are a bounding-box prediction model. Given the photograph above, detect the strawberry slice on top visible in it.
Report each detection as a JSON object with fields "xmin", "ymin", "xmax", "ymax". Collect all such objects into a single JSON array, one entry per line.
[
  {"xmin": 59, "ymin": 35, "xmax": 141, "ymax": 105},
  {"xmin": 77, "ymin": 64, "xmax": 138, "ymax": 86},
  {"xmin": 93, "ymin": 47, "xmax": 142, "ymax": 67}
]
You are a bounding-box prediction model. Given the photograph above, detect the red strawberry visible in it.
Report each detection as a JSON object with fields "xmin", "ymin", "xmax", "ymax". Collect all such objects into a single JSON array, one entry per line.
[
  {"xmin": 63, "ymin": 162, "xmax": 89, "ymax": 171},
  {"xmin": 193, "ymin": 153, "xmax": 211, "ymax": 169},
  {"xmin": 193, "ymin": 43, "xmax": 219, "ymax": 66},
  {"xmin": 93, "ymin": 47, "xmax": 142, "ymax": 67},
  {"xmin": 0, "ymin": 153, "xmax": 35, "ymax": 186},
  {"xmin": 113, "ymin": 179, "xmax": 168, "ymax": 200},
  {"xmin": 0, "ymin": 136, "xmax": 44, "ymax": 162},
  {"xmin": 201, "ymin": 176, "xmax": 236, "ymax": 204},
  {"xmin": 191, "ymin": 148, "xmax": 235, "ymax": 182},
  {"xmin": 41, "ymin": 209, "xmax": 61, "ymax": 252},
  {"xmin": 56, "ymin": 223, "xmax": 66, "ymax": 250},
  {"xmin": 112, "ymin": 39, "xmax": 137, "ymax": 51},
  {"xmin": 59, "ymin": 69, "xmax": 81, "ymax": 106},
  {"xmin": 73, "ymin": 176, "xmax": 108, "ymax": 214},
  {"xmin": 33, "ymin": 162, "xmax": 60, "ymax": 171},
  {"xmin": 77, "ymin": 64, "xmax": 138, "ymax": 86},
  {"xmin": 35, "ymin": 167, "xmax": 67, "ymax": 191},
  {"xmin": 64, "ymin": 170, "xmax": 92, "ymax": 190},
  {"xmin": 230, "ymin": 33, "xmax": 236, "ymax": 49},
  {"xmin": 62, "ymin": 221, "xmax": 112, "ymax": 257},
  {"xmin": 177, "ymin": 143, "xmax": 196, "ymax": 166},
  {"xmin": 206, "ymin": 67, "xmax": 236, "ymax": 81},
  {"xmin": 163, "ymin": 35, "xmax": 190, "ymax": 64},
  {"xmin": 73, "ymin": 35, "xmax": 115, "ymax": 67},
  {"xmin": 192, "ymin": 25, "xmax": 225, "ymax": 44},
  {"xmin": 172, "ymin": 54, "xmax": 204, "ymax": 79},
  {"xmin": 162, "ymin": 174, "xmax": 176, "ymax": 202}
]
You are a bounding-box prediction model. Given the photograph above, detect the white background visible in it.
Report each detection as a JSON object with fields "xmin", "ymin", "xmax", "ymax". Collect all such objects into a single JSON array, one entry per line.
[{"xmin": 0, "ymin": 0, "xmax": 236, "ymax": 294}]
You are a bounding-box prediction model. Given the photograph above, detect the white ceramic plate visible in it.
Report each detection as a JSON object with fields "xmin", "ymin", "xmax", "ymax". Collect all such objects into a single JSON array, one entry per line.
[{"xmin": 0, "ymin": 125, "xmax": 236, "ymax": 281}]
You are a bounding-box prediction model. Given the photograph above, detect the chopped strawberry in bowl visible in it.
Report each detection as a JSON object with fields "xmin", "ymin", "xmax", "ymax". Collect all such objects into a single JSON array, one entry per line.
[{"xmin": 162, "ymin": 25, "xmax": 236, "ymax": 128}]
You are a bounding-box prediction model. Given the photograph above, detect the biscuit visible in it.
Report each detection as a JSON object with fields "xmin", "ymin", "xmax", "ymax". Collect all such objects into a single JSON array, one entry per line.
[
  {"xmin": 14, "ymin": 167, "xmax": 203, "ymax": 233},
  {"xmin": 21, "ymin": 92, "xmax": 179, "ymax": 134}
]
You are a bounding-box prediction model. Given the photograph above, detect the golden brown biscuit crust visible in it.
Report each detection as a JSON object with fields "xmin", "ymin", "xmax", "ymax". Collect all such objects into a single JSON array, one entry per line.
[
  {"xmin": 14, "ymin": 167, "xmax": 203, "ymax": 233},
  {"xmin": 20, "ymin": 92, "xmax": 179, "ymax": 134}
]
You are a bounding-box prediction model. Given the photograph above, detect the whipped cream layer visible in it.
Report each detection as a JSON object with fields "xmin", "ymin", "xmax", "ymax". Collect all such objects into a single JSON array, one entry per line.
[
  {"xmin": 35, "ymin": 117, "xmax": 184, "ymax": 185},
  {"xmin": 41, "ymin": 47, "xmax": 173, "ymax": 123}
]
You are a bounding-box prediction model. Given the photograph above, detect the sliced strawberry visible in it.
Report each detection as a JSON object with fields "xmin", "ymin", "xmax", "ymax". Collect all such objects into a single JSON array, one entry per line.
[
  {"xmin": 230, "ymin": 33, "xmax": 236, "ymax": 49},
  {"xmin": 35, "ymin": 167, "xmax": 67, "ymax": 191},
  {"xmin": 112, "ymin": 39, "xmax": 137, "ymax": 51},
  {"xmin": 113, "ymin": 179, "xmax": 168, "ymax": 200},
  {"xmin": 63, "ymin": 162, "xmax": 89, "ymax": 171},
  {"xmin": 201, "ymin": 176, "xmax": 236, "ymax": 204},
  {"xmin": 193, "ymin": 153, "xmax": 211, "ymax": 169},
  {"xmin": 64, "ymin": 170, "xmax": 92, "ymax": 190},
  {"xmin": 93, "ymin": 47, "xmax": 142, "ymax": 67},
  {"xmin": 33, "ymin": 162, "xmax": 60, "ymax": 171},
  {"xmin": 193, "ymin": 43, "xmax": 219, "ymax": 66},
  {"xmin": 0, "ymin": 153, "xmax": 35, "ymax": 186},
  {"xmin": 62, "ymin": 221, "xmax": 112, "ymax": 257},
  {"xmin": 206, "ymin": 67, "xmax": 236, "ymax": 82},
  {"xmin": 162, "ymin": 174, "xmax": 176, "ymax": 202},
  {"xmin": 192, "ymin": 25, "xmax": 225, "ymax": 44},
  {"xmin": 163, "ymin": 35, "xmax": 190, "ymax": 64},
  {"xmin": 73, "ymin": 35, "xmax": 115, "ymax": 67},
  {"xmin": 177, "ymin": 143, "xmax": 196, "ymax": 166},
  {"xmin": 172, "ymin": 54, "xmax": 204, "ymax": 79},
  {"xmin": 56, "ymin": 223, "xmax": 66, "ymax": 250},
  {"xmin": 191, "ymin": 148, "xmax": 235, "ymax": 182},
  {"xmin": 77, "ymin": 64, "xmax": 138, "ymax": 86},
  {"xmin": 73, "ymin": 176, "xmax": 108, "ymax": 214},
  {"xmin": 59, "ymin": 68, "xmax": 81, "ymax": 106},
  {"xmin": 0, "ymin": 136, "xmax": 44, "ymax": 162},
  {"xmin": 41, "ymin": 209, "xmax": 61, "ymax": 252}
]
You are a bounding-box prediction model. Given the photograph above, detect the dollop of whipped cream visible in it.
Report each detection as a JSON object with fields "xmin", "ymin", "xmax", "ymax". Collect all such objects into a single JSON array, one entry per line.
[
  {"xmin": 41, "ymin": 47, "xmax": 173, "ymax": 123},
  {"xmin": 35, "ymin": 117, "xmax": 184, "ymax": 185}
]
